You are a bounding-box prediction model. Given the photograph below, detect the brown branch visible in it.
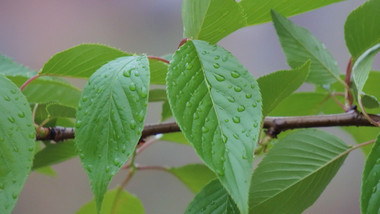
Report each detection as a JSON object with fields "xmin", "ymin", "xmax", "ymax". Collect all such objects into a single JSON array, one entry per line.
[{"xmin": 36, "ymin": 110, "xmax": 380, "ymax": 142}]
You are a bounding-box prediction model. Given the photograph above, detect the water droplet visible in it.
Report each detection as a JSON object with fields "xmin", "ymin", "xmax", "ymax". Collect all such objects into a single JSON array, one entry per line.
[
  {"xmin": 213, "ymin": 63, "xmax": 220, "ymax": 69},
  {"xmin": 237, "ymin": 105, "xmax": 245, "ymax": 112},
  {"xmin": 205, "ymin": 117, "xmax": 210, "ymax": 122},
  {"xmin": 4, "ymin": 96, "xmax": 11, "ymax": 101},
  {"xmin": 214, "ymin": 74, "xmax": 225, "ymax": 82},
  {"xmin": 217, "ymin": 169, "xmax": 224, "ymax": 176},
  {"xmin": 194, "ymin": 112, "xmax": 199, "ymax": 120},
  {"xmin": 130, "ymin": 120, "xmax": 136, "ymax": 129},
  {"xmin": 186, "ymin": 102, "xmax": 192, "ymax": 107},
  {"xmin": 186, "ymin": 63, "xmax": 193, "ymax": 70},
  {"xmin": 8, "ymin": 116, "xmax": 15, "ymax": 123},
  {"xmin": 222, "ymin": 134, "xmax": 228, "ymax": 143},
  {"xmin": 251, "ymin": 84, "xmax": 256, "ymax": 89},
  {"xmin": 233, "ymin": 133, "xmax": 239, "ymax": 139},
  {"xmin": 138, "ymin": 112, "xmax": 145, "ymax": 122},
  {"xmin": 113, "ymin": 159, "xmax": 120, "ymax": 166},
  {"xmin": 134, "ymin": 71, "xmax": 140, "ymax": 77},
  {"xmin": 12, "ymin": 192, "xmax": 18, "ymax": 199},
  {"xmin": 129, "ymin": 84, "xmax": 136, "ymax": 91},
  {"xmin": 242, "ymin": 154, "xmax": 248, "ymax": 159},
  {"xmin": 82, "ymin": 96, "xmax": 88, "ymax": 102},
  {"xmin": 252, "ymin": 102, "xmax": 257, "ymax": 108},
  {"xmin": 86, "ymin": 165, "xmax": 93, "ymax": 172},
  {"xmin": 227, "ymin": 96, "xmax": 235, "ymax": 103},
  {"xmin": 13, "ymin": 147, "xmax": 18, "ymax": 152},
  {"xmin": 221, "ymin": 156, "xmax": 226, "ymax": 162},
  {"xmin": 28, "ymin": 147, "xmax": 34, "ymax": 152},
  {"xmin": 140, "ymin": 87, "xmax": 147, "ymax": 98},
  {"xmin": 214, "ymin": 55, "xmax": 220, "ymax": 60},
  {"xmin": 17, "ymin": 112, "xmax": 25, "ymax": 118},
  {"xmin": 97, "ymin": 88, "xmax": 103, "ymax": 93},
  {"xmin": 105, "ymin": 166, "xmax": 110, "ymax": 172},
  {"xmin": 253, "ymin": 122, "xmax": 258, "ymax": 128},
  {"xmin": 202, "ymin": 127, "xmax": 209, "ymax": 133},
  {"xmin": 75, "ymin": 121, "xmax": 82, "ymax": 128},
  {"xmin": 224, "ymin": 119, "xmax": 229, "ymax": 123},
  {"xmin": 29, "ymin": 132, "xmax": 35, "ymax": 139},
  {"xmin": 245, "ymin": 93, "xmax": 252, "ymax": 99},
  {"xmin": 77, "ymin": 105, "xmax": 82, "ymax": 110},
  {"xmin": 123, "ymin": 70, "xmax": 131, "ymax": 77},
  {"xmin": 222, "ymin": 55, "xmax": 228, "ymax": 62},
  {"xmin": 201, "ymin": 50, "xmax": 208, "ymax": 55},
  {"xmin": 231, "ymin": 71, "xmax": 240, "ymax": 78},
  {"xmin": 234, "ymin": 87, "xmax": 242, "ymax": 92},
  {"xmin": 232, "ymin": 116, "xmax": 240, "ymax": 123},
  {"xmin": 10, "ymin": 89, "xmax": 16, "ymax": 94}
]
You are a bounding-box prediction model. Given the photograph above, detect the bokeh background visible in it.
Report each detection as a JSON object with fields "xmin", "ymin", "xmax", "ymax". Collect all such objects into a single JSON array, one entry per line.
[{"xmin": 0, "ymin": 0, "xmax": 379, "ymax": 213}]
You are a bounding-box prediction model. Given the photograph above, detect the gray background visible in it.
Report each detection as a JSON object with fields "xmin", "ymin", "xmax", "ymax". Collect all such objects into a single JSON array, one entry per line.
[{"xmin": 0, "ymin": 0, "xmax": 379, "ymax": 213}]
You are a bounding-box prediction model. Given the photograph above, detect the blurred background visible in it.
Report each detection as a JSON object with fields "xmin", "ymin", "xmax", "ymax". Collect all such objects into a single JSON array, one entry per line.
[{"xmin": 0, "ymin": 0, "xmax": 379, "ymax": 213}]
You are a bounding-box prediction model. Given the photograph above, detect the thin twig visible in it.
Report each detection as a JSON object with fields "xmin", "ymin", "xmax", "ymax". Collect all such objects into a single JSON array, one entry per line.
[
  {"xmin": 344, "ymin": 57, "xmax": 354, "ymax": 111},
  {"xmin": 20, "ymin": 74, "xmax": 40, "ymax": 91},
  {"xmin": 147, "ymin": 56, "xmax": 170, "ymax": 64}
]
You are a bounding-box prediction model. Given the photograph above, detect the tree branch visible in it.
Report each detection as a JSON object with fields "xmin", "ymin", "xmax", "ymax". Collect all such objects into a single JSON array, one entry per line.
[{"xmin": 36, "ymin": 110, "xmax": 380, "ymax": 142}]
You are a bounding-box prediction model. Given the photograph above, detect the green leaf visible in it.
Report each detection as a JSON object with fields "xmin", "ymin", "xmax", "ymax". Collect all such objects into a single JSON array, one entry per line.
[
  {"xmin": 32, "ymin": 140, "xmax": 77, "ymax": 170},
  {"xmin": 40, "ymin": 44, "xmax": 129, "ymax": 78},
  {"xmin": 169, "ymin": 164, "xmax": 216, "ymax": 194},
  {"xmin": 161, "ymin": 100, "xmax": 172, "ymax": 121},
  {"xmin": 344, "ymin": 0, "xmax": 380, "ymax": 59},
  {"xmin": 160, "ymin": 132, "xmax": 190, "ymax": 145},
  {"xmin": 35, "ymin": 166, "xmax": 57, "ymax": 177},
  {"xmin": 167, "ymin": 40, "xmax": 262, "ymax": 214},
  {"xmin": 361, "ymin": 94, "xmax": 380, "ymax": 109},
  {"xmin": 0, "ymin": 54, "xmax": 37, "ymax": 77},
  {"xmin": 46, "ymin": 103, "xmax": 76, "ymax": 118},
  {"xmin": 352, "ymin": 44, "xmax": 380, "ymax": 94},
  {"xmin": 249, "ymin": 129, "xmax": 350, "ymax": 214},
  {"xmin": 361, "ymin": 134, "xmax": 380, "ymax": 214},
  {"xmin": 75, "ymin": 56, "xmax": 149, "ymax": 212},
  {"xmin": 270, "ymin": 92, "xmax": 332, "ymax": 116},
  {"xmin": 182, "ymin": 0, "xmax": 343, "ymax": 43},
  {"xmin": 76, "ymin": 188, "xmax": 144, "ymax": 214},
  {"xmin": 182, "ymin": 0, "xmax": 245, "ymax": 44},
  {"xmin": 240, "ymin": 0, "xmax": 343, "ymax": 26},
  {"xmin": 148, "ymin": 89, "xmax": 167, "ymax": 102},
  {"xmin": 258, "ymin": 60, "xmax": 310, "ymax": 116},
  {"xmin": 185, "ymin": 179, "xmax": 239, "ymax": 214},
  {"xmin": 362, "ymin": 71, "xmax": 380, "ymax": 101},
  {"xmin": 271, "ymin": 10, "xmax": 341, "ymax": 85},
  {"xmin": 0, "ymin": 75, "xmax": 35, "ymax": 214},
  {"xmin": 149, "ymin": 59, "xmax": 169, "ymax": 85}
]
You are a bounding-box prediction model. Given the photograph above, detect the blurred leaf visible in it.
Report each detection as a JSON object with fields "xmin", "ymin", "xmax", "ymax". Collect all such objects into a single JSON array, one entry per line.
[
  {"xmin": 249, "ymin": 129, "xmax": 350, "ymax": 214},
  {"xmin": 361, "ymin": 94, "xmax": 380, "ymax": 109},
  {"xmin": 185, "ymin": 179, "xmax": 239, "ymax": 214},
  {"xmin": 161, "ymin": 100, "xmax": 172, "ymax": 121},
  {"xmin": 0, "ymin": 75, "xmax": 35, "ymax": 214},
  {"xmin": 344, "ymin": 0, "xmax": 380, "ymax": 59},
  {"xmin": 148, "ymin": 89, "xmax": 167, "ymax": 102},
  {"xmin": 160, "ymin": 132, "xmax": 190, "ymax": 145},
  {"xmin": 343, "ymin": 127, "xmax": 379, "ymax": 156},
  {"xmin": 75, "ymin": 56, "xmax": 149, "ymax": 212},
  {"xmin": 182, "ymin": 0, "xmax": 343, "ymax": 43},
  {"xmin": 361, "ymin": 134, "xmax": 380, "ymax": 214},
  {"xmin": 149, "ymin": 59, "xmax": 168, "ymax": 85},
  {"xmin": 258, "ymin": 60, "xmax": 310, "ymax": 116},
  {"xmin": 32, "ymin": 140, "xmax": 77, "ymax": 170},
  {"xmin": 40, "ymin": 44, "xmax": 129, "ymax": 78},
  {"xmin": 169, "ymin": 164, "xmax": 216, "ymax": 194},
  {"xmin": 167, "ymin": 40, "xmax": 262, "ymax": 214},
  {"xmin": 76, "ymin": 188, "xmax": 144, "ymax": 214},
  {"xmin": 271, "ymin": 10, "xmax": 341, "ymax": 85},
  {"xmin": 0, "ymin": 54, "xmax": 37, "ymax": 77},
  {"xmin": 34, "ymin": 166, "xmax": 57, "ymax": 177},
  {"xmin": 352, "ymin": 44, "xmax": 380, "ymax": 94}
]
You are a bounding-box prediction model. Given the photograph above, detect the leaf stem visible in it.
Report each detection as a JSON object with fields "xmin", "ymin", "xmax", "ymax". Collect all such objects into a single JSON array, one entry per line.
[
  {"xmin": 178, "ymin": 38, "xmax": 189, "ymax": 49},
  {"xmin": 344, "ymin": 57, "xmax": 354, "ymax": 111},
  {"xmin": 147, "ymin": 56, "xmax": 170, "ymax": 64},
  {"xmin": 111, "ymin": 150, "xmax": 137, "ymax": 214},
  {"xmin": 20, "ymin": 74, "xmax": 40, "ymax": 91}
]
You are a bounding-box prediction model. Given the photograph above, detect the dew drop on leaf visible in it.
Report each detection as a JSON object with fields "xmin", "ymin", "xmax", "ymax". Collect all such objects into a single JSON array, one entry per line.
[
  {"xmin": 234, "ymin": 86, "xmax": 242, "ymax": 92},
  {"xmin": 214, "ymin": 74, "xmax": 225, "ymax": 82},
  {"xmin": 17, "ymin": 112, "xmax": 25, "ymax": 118},
  {"xmin": 8, "ymin": 116, "xmax": 15, "ymax": 123},
  {"xmin": 4, "ymin": 95, "xmax": 10, "ymax": 101},
  {"xmin": 123, "ymin": 70, "xmax": 131, "ymax": 77},
  {"xmin": 213, "ymin": 63, "xmax": 220, "ymax": 69},
  {"xmin": 129, "ymin": 83, "xmax": 136, "ymax": 91},
  {"xmin": 227, "ymin": 96, "xmax": 235, "ymax": 103},
  {"xmin": 186, "ymin": 63, "xmax": 193, "ymax": 70},
  {"xmin": 214, "ymin": 55, "xmax": 220, "ymax": 60},
  {"xmin": 237, "ymin": 105, "xmax": 245, "ymax": 112},
  {"xmin": 12, "ymin": 192, "xmax": 18, "ymax": 199},
  {"xmin": 232, "ymin": 116, "xmax": 240, "ymax": 123},
  {"xmin": 130, "ymin": 120, "xmax": 136, "ymax": 129},
  {"xmin": 202, "ymin": 127, "xmax": 209, "ymax": 133},
  {"xmin": 231, "ymin": 70, "xmax": 241, "ymax": 78},
  {"xmin": 222, "ymin": 55, "xmax": 228, "ymax": 62}
]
